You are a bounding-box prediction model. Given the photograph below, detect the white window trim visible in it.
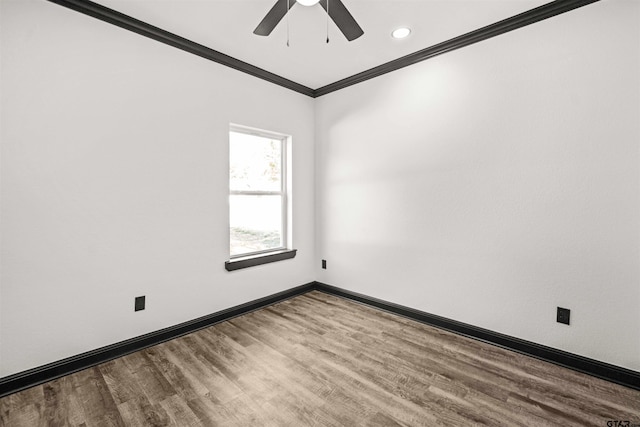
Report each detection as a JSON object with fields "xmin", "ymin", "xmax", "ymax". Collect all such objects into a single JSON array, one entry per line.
[{"xmin": 229, "ymin": 124, "xmax": 291, "ymax": 261}]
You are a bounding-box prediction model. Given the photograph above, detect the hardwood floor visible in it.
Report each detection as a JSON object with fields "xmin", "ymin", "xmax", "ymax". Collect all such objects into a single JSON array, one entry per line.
[{"xmin": 2, "ymin": 290, "xmax": 639, "ymax": 426}]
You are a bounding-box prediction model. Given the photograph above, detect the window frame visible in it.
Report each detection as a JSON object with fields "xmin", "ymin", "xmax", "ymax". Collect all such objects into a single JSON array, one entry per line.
[{"xmin": 227, "ymin": 124, "xmax": 293, "ymax": 267}]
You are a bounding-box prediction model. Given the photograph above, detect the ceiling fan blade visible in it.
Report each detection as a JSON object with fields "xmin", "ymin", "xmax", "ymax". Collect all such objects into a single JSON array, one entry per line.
[
  {"xmin": 254, "ymin": 0, "xmax": 296, "ymax": 36},
  {"xmin": 319, "ymin": 0, "xmax": 363, "ymax": 41}
]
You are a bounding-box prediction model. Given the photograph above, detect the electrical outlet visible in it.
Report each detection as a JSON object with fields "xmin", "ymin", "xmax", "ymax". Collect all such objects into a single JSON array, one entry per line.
[
  {"xmin": 135, "ymin": 296, "xmax": 145, "ymax": 312},
  {"xmin": 322, "ymin": 259, "xmax": 327, "ymax": 269},
  {"xmin": 557, "ymin": 307, "xmax": 570, "ymax": 325}
]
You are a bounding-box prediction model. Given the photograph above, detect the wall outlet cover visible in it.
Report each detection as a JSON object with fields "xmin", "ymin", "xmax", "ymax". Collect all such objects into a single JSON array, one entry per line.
[
  {"xmin": 135, "ymin": 296, "xmax": 146, "ymax": 312},
  {"xmin": 557, "ymin": 307, "xmax": 570, "ymax": 325}
]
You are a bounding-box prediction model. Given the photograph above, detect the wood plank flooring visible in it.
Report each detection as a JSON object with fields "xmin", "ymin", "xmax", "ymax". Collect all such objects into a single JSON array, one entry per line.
[{"xmin": 1, "ymin": 291, "xmax": 639, "ymax": 426}]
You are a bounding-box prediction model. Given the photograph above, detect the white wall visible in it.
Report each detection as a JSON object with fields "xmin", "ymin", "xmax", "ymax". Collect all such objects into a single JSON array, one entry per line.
[
  {"xmin": 0, "ymin": 0, "xmax": 315, "ymax": 377},
  {"xmin": 315, "ymin": 0, "xmax": 640, "ymax": 371},
  {"xmin": 2, "ymin": 0, "xmax": 638, "ymax": 379}
]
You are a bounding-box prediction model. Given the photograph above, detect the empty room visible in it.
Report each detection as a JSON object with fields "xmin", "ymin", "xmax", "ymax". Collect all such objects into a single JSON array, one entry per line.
[{"xmin": 1, "ymin": 0, "xmax": 639, "ymax": 425}]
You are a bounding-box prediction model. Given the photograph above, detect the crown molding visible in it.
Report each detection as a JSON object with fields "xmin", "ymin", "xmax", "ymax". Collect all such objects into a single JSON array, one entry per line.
[
  {"xmin": 48, "ymin": 0, "xmax": 600, "ymax": 98},
  {"xmin": 47, "ymin": 0, "xmax": 315, "ymax": 97},
  {"xmin": 47, "ymin": 0, "xmax": 599, "ymax": 98},
  {"xmin": 313, "ymin": 0, "xmax": 599, "ymax": 96},
  {"xmin": 47, "ymin": 0, "xmax": 600, "ymax": 98}
]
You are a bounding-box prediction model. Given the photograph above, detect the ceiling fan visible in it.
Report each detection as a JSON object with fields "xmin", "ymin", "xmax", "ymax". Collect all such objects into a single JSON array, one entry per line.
[{"xmin": 254, "ymin": 0, "xmax": 364, "ymax": 42}]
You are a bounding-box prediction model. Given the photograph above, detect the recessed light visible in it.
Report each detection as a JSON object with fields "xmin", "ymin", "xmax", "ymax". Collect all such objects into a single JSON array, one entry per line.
[
  {"xmin": 297, "ymin": 0, "xmax": 320, "ymax": 6},
  {"xmin": 391, "ymin": 27, "xmax": 411, "ymax": 39}
]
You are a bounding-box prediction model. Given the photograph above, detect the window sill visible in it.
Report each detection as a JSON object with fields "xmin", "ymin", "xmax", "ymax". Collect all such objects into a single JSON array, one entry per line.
[{"xmin": 225, "ymin": 249, "xmax": 297, "ymax": 271}]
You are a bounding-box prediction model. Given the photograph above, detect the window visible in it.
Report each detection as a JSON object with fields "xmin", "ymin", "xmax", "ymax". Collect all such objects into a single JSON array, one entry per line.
[{"xmin": 226, "ymin": 125, "xmax": 295, "ymax": 270}]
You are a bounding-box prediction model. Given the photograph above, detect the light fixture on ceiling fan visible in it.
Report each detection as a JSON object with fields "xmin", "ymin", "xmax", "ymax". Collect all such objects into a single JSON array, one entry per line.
[{"xmin": 253, "ymin": 0, "xmax": 364, "ymax": 42}]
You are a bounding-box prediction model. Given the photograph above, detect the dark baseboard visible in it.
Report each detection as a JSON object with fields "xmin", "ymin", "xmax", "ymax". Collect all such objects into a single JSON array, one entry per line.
[
  {"xmin": 3, "ymin": 280, "xmax": 638, "ymax": 398},
  {"xmin": 0, "ymin": 282, "xmax": 315, "ymax": 398},
  {"xmin": 314, "ymin": 281, "xmax": 640, "ymax": 391}
]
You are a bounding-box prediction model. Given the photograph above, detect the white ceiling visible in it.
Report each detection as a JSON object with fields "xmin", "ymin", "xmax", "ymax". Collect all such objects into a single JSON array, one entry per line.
[{"xmin": 95, "ymin": 0, "xmax": 550, "ymax": 89}]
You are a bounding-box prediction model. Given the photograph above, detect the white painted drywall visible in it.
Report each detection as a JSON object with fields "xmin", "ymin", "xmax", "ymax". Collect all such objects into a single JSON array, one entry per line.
[
  {"xmin": 315, "ymin": 0, "xmax": 640, "ymax": 371},
  {"xmin": 0, "ymin": 0, "xmax": 315, "ymax": 377},
  {"xmin": 2, "ymin": 0, "xmax": 639, "ymax": 379}
]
